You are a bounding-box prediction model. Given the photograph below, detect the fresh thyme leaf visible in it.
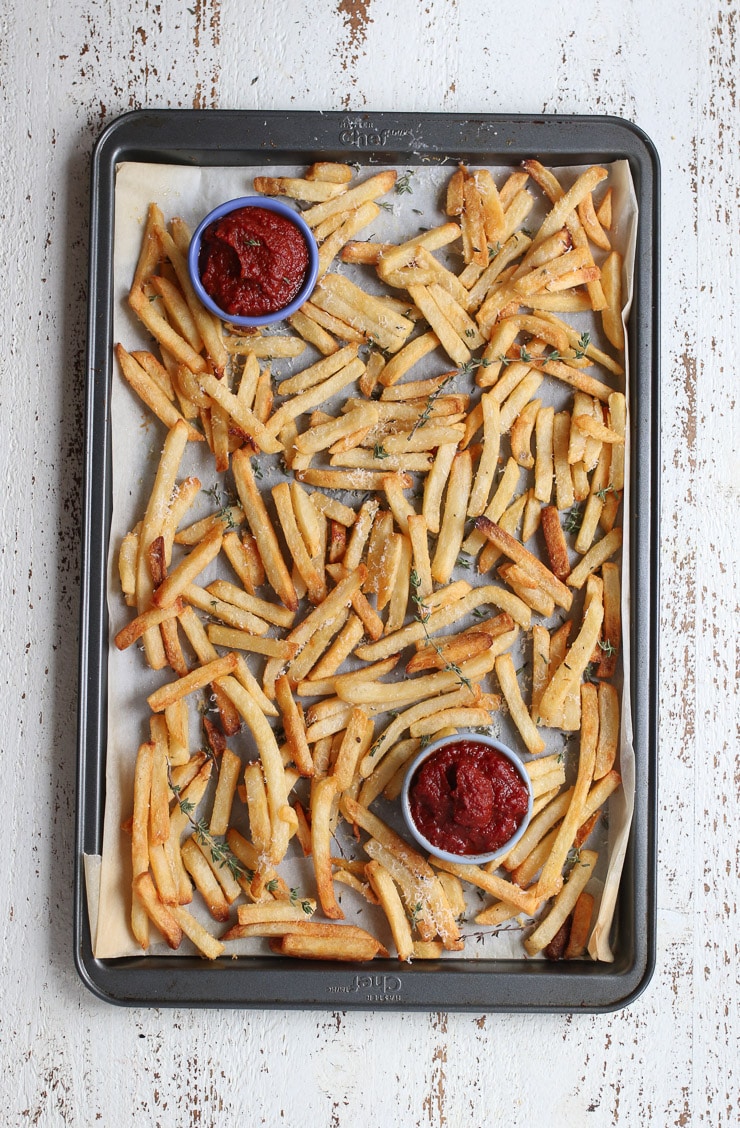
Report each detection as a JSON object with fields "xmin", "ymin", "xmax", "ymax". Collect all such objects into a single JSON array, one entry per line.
[
  {"xmin": 564, "ymin": 504, "xmax": 584, "ymax": 535},
  {"xmin": 574, "ymin": 330, "xmax": 591, "ymax": 359},
  {"xmin": 471, "ymin": 607, "xmax": 488, "ymax": 620},
  {"xmin": 456, "ymin": 554, "xmax": 471, "ymax": 569},
  {"xmin": 217, "ymin": 505, "xmax": 238, "ymax": 531},
  {"xmin": 373, "ymin": 443, "xmax": 389, "ymax": 461},
  {"xmin": 290, "ymin": 888, "xmax": 315, "ymax": 915},
  {"xmin": 377, "ymin": 200, "xmax": 394, "ymax": 213},
  {"xmin": 395, "ymin": 170, "xmax": 414, "ymax": 195},
  {"xmin": 596, "ymin": 483, "xmax": 616, "ymax": 503},
  {"xmin": 583, "ymin": 662, "xmax": 597, "ymax": 683},
  {"xmin": 265, "ymin": 879, "xmax": 279, "ymax": 893},
  {"xmin": 252, "ymin": 461, "xmax": 263, "ymax": 480},
  {"xmin": 488, "ymin": 241, "xmax": 502, "ymax": 260},
  {"xmin": 597, "ymin": 637, "xmax": 616, "ymax": 657}
]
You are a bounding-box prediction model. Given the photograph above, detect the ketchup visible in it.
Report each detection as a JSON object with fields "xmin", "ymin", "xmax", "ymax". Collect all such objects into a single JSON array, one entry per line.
[
  {"xmin": 407, "ymin": 739, "xmax": 530, "ymax": 856},
  {"xmin": 198, "ymin": 206, "xmax": 309, "ymax": 318}
]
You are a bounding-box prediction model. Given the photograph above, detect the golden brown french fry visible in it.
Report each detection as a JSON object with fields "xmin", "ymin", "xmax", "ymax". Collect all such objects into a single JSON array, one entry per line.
[
  {"xmin": 601, "ymin": 251, "xmax": 625, "ymax": 350},
  {"xmin": 209, "ymin": 748, "xmax": 241, "ymax": 837},
  {"xmin": 536, "ymin": 597, "xmax": 604, "ymax": 727},
  {"xmin": 152, "ymin": 527, "xmax": 224, "ymax": 608},
  {"xmin": 365, "ymin": 860, "xmax": 414, "ymax": 961},
  {"xmin": 596, "ymin": 562, "xmax": 621, "ymax": 678},
  {"xmin": 170, "ymin": 906, "xmax": 225, "ymax": 959},
  {"xmin": 495, "ymin": 653, "xmax": 546, "ymax": 755},
  {"xmin": 567, "ymin": 527, "xmax": 622, "ymax": 590},
  {"xmin": 116, "ymin": 345, "xmax": 204, "ymax": 439},
  {"xmin": 525, "ymin": 850, "xmax": 597, "ymax": 957},
  {"xmin": 311, "ymin": 776, "xmax": 343, "ymax": 919},
  {"xmin": 430, "ymin": 450, "xmax": 472, "ymax": 584},
  {"xmin": 134, "ymin": 872, "xmax": 183, "ymax": 949},
  {"xmin": 540, "ymin": 505, "xmax": 570, "ymax": 582},
  {"xmin": 232, "ymin": 450, "xmax": 298, "ymax": 611},
  {"xmin": 147, "ymin": 653, "xmax": 238, "ymax": 712},
  {"xmin": 474, "ymin": 517, "xmax": 572, "ymax": 611},
  {"xmin": 216, "ymin": 675, "xmax": 291, "ymax": 864},
  {"xmin": 594, "ymin": 682, "xmax": 620, "ymax": 779}
]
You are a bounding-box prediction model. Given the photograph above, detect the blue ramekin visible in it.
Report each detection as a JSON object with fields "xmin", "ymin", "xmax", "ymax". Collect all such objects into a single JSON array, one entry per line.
[
  {"xmin": 187, "ymin": 195, "xmax": 319, "ymax": 328},
  {"xmin": 401, "ymin": 732, "xmax": 534, "ymax": 867}
]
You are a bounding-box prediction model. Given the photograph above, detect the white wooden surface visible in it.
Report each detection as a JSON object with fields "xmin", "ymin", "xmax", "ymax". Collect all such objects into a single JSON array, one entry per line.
[{"xmin": 1, "ymin": 1, "xmax": 737, "ymax": 1124}]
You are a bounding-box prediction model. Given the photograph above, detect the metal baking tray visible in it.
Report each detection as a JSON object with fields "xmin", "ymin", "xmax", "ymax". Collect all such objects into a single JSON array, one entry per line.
[{"xmin": 76, "ymin": 109, "xmax": 659, "ymax": 1011}]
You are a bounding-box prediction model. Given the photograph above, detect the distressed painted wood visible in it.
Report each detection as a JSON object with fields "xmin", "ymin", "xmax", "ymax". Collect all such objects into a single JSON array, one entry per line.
[{"xmin": 0, "ymin": 0, "xmax": 736, "ymax": 1124}]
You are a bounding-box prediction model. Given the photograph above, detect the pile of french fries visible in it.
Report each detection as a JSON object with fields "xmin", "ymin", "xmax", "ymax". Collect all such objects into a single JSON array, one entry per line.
[{"xmin": 114, "ymin": 156, "xmax": 627, "ymax": 963}]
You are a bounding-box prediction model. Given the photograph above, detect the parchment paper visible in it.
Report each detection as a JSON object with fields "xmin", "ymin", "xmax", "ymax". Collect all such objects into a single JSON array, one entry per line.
[{"xmin": 90, "ymin": 158, "xmax": 637, "ymax": 963}]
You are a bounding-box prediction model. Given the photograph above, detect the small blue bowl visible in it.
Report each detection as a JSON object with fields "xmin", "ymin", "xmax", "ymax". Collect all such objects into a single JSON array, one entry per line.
[
  {"xmin": 187, "ymin": 195, "xmax": 319, "ymax": 328},
  {"xmin": 401, "ymin": 733, "xmax": 534, "ymax": 866}
]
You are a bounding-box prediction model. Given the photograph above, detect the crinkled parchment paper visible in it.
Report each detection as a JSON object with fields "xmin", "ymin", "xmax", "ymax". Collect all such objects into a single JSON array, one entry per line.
[{"xmin": 88, "ymin": 158, "xmax": 637, "ymax": 963}]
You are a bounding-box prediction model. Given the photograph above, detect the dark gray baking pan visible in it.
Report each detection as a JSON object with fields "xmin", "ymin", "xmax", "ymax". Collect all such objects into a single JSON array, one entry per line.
[{"xmin": 76, "ymin": 110, "xmax": 659, "ymax": 1011}]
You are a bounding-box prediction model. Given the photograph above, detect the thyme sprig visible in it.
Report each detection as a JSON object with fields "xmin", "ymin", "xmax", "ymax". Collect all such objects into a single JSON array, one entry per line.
[
  {"xmin": 407, "ymin": 356, "xmax": 491, "ymax": 441},
  {"xmin": 395, "ymin": 170, "xmax": 414, "ymax": 195},
  {"xmin": 410, "ymin": 569, "xmax": 472, "ymax": 692},
  {"xmin": 168, "ymin": 770, "xmax": 246, "ymax": 881},
  {"xmin": 407, "ymin": 370, "xmax": 458, "ymax": 438}
]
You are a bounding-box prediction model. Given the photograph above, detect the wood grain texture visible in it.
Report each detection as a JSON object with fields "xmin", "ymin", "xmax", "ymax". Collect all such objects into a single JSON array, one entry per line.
[{"xmin": 0, "ymin": 0, "xmax": 737, "ymax": 1124}]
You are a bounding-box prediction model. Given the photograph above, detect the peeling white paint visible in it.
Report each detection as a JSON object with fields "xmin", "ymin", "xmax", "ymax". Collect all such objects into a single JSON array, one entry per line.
[{"xmin": 0, "ymin": 0, "xmax": 737, "ymax": 1125}]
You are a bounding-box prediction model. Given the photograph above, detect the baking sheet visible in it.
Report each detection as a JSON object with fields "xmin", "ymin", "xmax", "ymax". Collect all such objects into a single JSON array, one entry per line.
[
  {"xmin": 92, "ymin": 158, "xmax": 635, "ymax": 962},
  {"xmin": 76, "ymin": 109, "xmax": 659, "ymax": 1011}
]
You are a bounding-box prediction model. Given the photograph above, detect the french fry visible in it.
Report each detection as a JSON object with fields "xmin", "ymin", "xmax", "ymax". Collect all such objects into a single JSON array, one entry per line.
[
  {"xmin": 536, "ymin": 596, "xmax": 604, "ymax": 727},
  {"xmin": 272, "ymin": 931, "xmax": 387, "ymax": 961},
  {"xmin": 468, "ymin": 394, "xmax": 500, "ymax": 517},
  {"xmin": 115, "ymin": 345, "xmax": 204, "ymax": 439},
  {"xmin": 134, "ymin": 873, "xmax": 182, "ymax": 949},
  {"xmin": 272, "ymin": 482, "xmax": 326, "ymax": 605},
  {"xmin": 147, "ymin": 653, "xmax": 238, "ymax": 712},
  {"xmin": 566, "ymin": 527, "xmax": 622, "ymax": 590},
  {"xmin": 365, "ymin": 860, "xmax": 414, "ymax": 961},
  {"xmin": 275, "ymin": 674, "xmax": 314, "ymax": 777},
  {"xmin": 180, "ymin": 837, "xmax": 230, "ymax": 921},
  {"xmin": 232, "ymin": 450, "xmax": 298, "ymax": 611},
  {"xmin": 311, "ymin": 776, "xmax": 343, "ymax": 919},
  {"xmin": 525, "ymin": 850, "xmax": 597, "ymax": 957},
  {"xmin": 208, "ymin": 748, "xmax": 242, "ymax": 837},
  {"xmin": 594, "ymin": 682, "xmax": 620, "ymax": 779},
  {"xmin": 170, "ymin": 906, "xmax": 225, "ymax": 960},
  {"xmin": 540, "ymin": 505, "xmax": 570, "ymax": 582},
  {"xmin": 474, "ymin": 517, "xmax": 572, "ymax": 611},
  {"xmin": 600, "ymin": 251, "xmax": 625, "ymax": 350},
  {"xmin": 152, "ymin": 527, "xmax": 224, "ymax": 608},
  {"xmin": 216, "ymin": 676, "xmax": 292, "ymax": 864},
  {"xmin": 596, "ymin": 562, "xmax": 621, "ymax": 678},
  {"xmin": 431, "ymin": 450, "xmax": 472, "ymax": 584},
  {"xmin": 495, "ymin": 653, "xmax": 546, "ymax": 755}
]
